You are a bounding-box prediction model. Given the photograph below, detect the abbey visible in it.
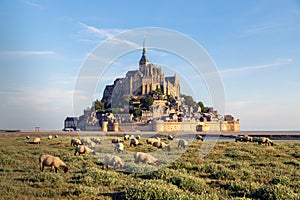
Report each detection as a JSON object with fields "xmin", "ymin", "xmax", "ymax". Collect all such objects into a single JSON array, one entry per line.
[{"xmin": 102, "ymin": 41, "xmax": 180, "ymax": 105}]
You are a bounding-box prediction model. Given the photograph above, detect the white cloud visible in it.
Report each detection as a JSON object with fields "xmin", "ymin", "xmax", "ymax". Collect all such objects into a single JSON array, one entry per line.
[
  {"xmin": 78, "ymin": 22, "xmax": 139, "ymax": 48},
  {"xmin": 24, "ymin": 1, "xmax": 43, "ymax": 9},
  {"xmin": 0, "ymin": 51, "xmax": 56, "ymax": 56},
  {"xmin": 220, "ymin": 58, "xmax": 292, "ymax": 75}
]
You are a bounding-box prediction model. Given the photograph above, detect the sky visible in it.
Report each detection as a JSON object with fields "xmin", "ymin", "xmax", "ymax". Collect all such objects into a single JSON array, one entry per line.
[{"xmin": 0, "ymin": 0, "xmax": 300, "ymax": 131}]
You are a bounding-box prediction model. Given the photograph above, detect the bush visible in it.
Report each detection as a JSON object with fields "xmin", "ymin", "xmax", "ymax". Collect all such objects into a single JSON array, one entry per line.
[
  {"xmin": 125, "ymin": 179, "xmax": 200, "ymax": 200},
  {"xmin": 167, "ymin": 174, "xmax": 207, "ymax": 193},
  {"xmin": 250, "ymin": 184, "xmax": 299, "ymax": 200},
  {"xmin": 81, "ymin": 167, "xmax": 120, "ymax": 186}
]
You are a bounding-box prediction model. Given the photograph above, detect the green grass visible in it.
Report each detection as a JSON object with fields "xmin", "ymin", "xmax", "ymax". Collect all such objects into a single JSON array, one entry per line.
[{"xmin": 0, "ymin": 135, "xmax": 299, "ymax": 199}]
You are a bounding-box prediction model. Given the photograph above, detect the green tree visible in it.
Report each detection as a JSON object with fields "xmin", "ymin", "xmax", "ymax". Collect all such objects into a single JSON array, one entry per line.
[
  {"xmin": 94, "ymin": 99, "xmax": 105, "ymax": 112},
  {"xmin": 197, "ymin": 101, "xmax": 208, "ymax": 113}
]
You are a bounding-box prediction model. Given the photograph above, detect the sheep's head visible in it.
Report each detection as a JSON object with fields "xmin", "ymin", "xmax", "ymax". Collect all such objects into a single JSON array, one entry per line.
[{"xmin": 64, "ymin": 166, "xmax": 69, "ymax": 173}]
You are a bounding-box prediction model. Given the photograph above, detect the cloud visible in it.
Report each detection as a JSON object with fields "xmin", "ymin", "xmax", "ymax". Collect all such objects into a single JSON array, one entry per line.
[
  {"xmin": 23, "ymin": 1, "xmax": 43, "ymax": 9},
  {"xmin": 0, "ymin": 51, "xmax": 56, "ymax": 56},
  {"xmin": 238, "ymin": 24, "xmax": 278, "ymax": 38},
  {"xmin": 220, "ymin": 58, "xmax": 292, "ymax": 75},
  {"xmin": 78, "ymin": 22, "xmax": 139, "ymax": 48}
]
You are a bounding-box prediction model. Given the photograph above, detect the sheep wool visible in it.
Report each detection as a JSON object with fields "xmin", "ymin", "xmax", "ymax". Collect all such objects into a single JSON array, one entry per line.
[
  {"xmin": 26, "ymin": 136, "xmax": 30, "ymax": 140},
  {"xmin": 103, "ymin": 155, "xmax": 124, "ymax": 169},
  {"xmin": 39, "ymin": 154, "xmax": 68, "ymax": 173},
  {"xmin": 33, "ymin": 137, "xmax": 41, "ymax": 144},
  {"xmin": 71, "ymin": 138, "xmax": 82, "ymax": 146},
  {"xmin": 115, "ymin": 142, "xmax": 124, "ymax": 153},
  {"xmin": 134, "ymin": 152, "xmax": 160, "ymax": 165},
  {"xmin": 48, "ymin": 135, "xmax": 52, "ymax": 140},
  {"xmin": 74, "ymin": 145, "xmax": 93, "ymax": 155},
  {"xmin": 130, "ymin": 138, "xmax": 139, "ymax": 147},
  {"xmin": 178, "ymin": 139, "xmax": 188, "ymax": 149}
]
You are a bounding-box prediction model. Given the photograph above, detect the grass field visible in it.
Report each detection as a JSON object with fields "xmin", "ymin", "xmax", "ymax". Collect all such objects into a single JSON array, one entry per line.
[{"xmin": 0, "ymin": 134, "xmax": 299, "ymax": 200}]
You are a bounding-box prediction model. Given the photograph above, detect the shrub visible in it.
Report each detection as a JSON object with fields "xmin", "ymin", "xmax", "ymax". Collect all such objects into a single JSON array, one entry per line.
[
  {"xmin": 250, "ymin": 184, "xmax": 299, "ymax": 200},
  {"xmin": 167, "ymin": 174, "xmax": 207, "ymax": 193}
]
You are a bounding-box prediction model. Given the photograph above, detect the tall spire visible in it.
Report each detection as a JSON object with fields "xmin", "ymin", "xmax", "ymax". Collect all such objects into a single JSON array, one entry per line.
[{"xmin": 139, "ymin": 38, "xmax": 149, "ymax": 65}]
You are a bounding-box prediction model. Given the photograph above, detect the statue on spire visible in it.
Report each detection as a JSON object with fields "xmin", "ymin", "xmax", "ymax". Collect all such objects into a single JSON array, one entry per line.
[{"xmin": 139, "ymin": 38, "xmax": 149, "ymax": 66}]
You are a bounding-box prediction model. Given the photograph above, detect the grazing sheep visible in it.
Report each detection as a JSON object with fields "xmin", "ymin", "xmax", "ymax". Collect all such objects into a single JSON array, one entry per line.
[
  {"xmin": 235, "ymin": 135, "xmax": 245, "ymax": 142},
  {"xmin": 252, "ymin": 136, "xmax": 260, "ymax": 143},
  {"xmin": 71, "ymin": 138, "xmax": 82, "ymax": 146},
  {"xmin": 112, "ymin": 138, "xmax": 122, "ymax": 144},
  {"xmin": 80, "ymin": 137, "xmax": 92, "ymax": 145},
  {"xmin": 136, "ymin": 135, "xmax": 141, "ymax": 140},
  {"xmin": 74, "ymin": 145, "xmax": 93, "ymax": 155},
  {"xmin": 258, "ymin": 137, "xmax": 273, "ymax": 146},
  {"xmin": 152, "ymin": 141, "xmax": 168, "ymax": 149},
  {"xmin": 167, "ymin": 135, "xmax": 174, "ymax": 140},
  {"xmin": 244, "ymin": 135, "xmax": 253, "ymax": 142},
  {"xmin": 103, "ymin": 155, "xmax": 124, "ymax": 169},
  {"xmin": 33, "ymin": 137, "xmax": 41, "ymax": 144},
  {"xmin": 48, "ymin": 135, "xmax": 52, "ymax": 140},
  {"xmin": 178, "ymin": 139, "xmax": 188, "ymax": 149},
  {"xmin": 146, "ymin": 138, "xmax": 159, "ymax": 145},
  {"xmin": 114, "ymin": 142, "xmax": 124, "ymax": 153},
  {"xmin": 55, "ymin": 135, "xmax": 58, "ymax": 138},
  {"xmin": 129, "ymin": 135, "xmax": 135, "ymax": 139},
  {"xmin": 130, "ymin": 138, "xmax": 139, "ymax": 147},
  {"xmin": 195, "ymin": 134, "xmax": 203, "ymax": 141},
  {"xmin": 134, "ymin": 152, "xmax": 160, "ymax": 165},
  {"xmin": 124, "ymin": 135, "xmax": 130, "ymax": 140},
  {"xmin": 26, "ymin": 136, "xmax": 30, "ymax": 140},
  {"xmin": 39, "ymin": 154, "xmax": 68, "ymax": 173},
  {"xmin": 91, "ymin": 137, "xmax": 101, "ymax": 144}
]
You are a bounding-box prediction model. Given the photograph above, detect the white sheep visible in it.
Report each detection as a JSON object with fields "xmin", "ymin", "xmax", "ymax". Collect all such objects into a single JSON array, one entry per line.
[
  {"xmin": 39, "ymin": 154, "xmax": 68, "ymax": 173},
  {"xmin": 71, "ymin": 138, "xmax": 82, "ymax": 146},
  {"xmin": 134, "ymin": 152, "xmax": 160, "ymax": 165},
  {"xmin": 26, "ymin": 136, "xmax": 30, "ymax": 140},
  {"xmin": 195, "ymin": 134, "xmax": 203, "ymax": 141},
  {"xmin": 91, "ymin": 137, "xmax": 101, "ymax": 144},
  {"xmin": 124, "ymin": 135, "xmax": 130, "ymax": 140},
  {"xmin": 55, "ymin": 135, "xmax": 58, "ymax": 138},
  {"xmin": 136, "ymin": 135, "xmax": 141, "ymax": 140},
  {"xmin": 178, "ymin": 139, "xmax": 188, "ymax": 149},
  {"xmin": 130, "ymin": 138, "xmax": 139, "ymax": 147},
  {"xmin": 74, "ymin": 145, "xmax": 93, "ymax": 155},
  {"xmin": 48, "ymin": 135, "xmax": 52, "ymax": 140},
  {"xmin": 112, "ymin": 138, "xmax": 122, "ymax": 144},
  {"xmin": 103, "ymin": 155, "xmax": 124, "ymax": 169},
  {"xmin": 80, "ymin": 137, "xmax": 92, "ymax": 145},
  {"xmin": 167, "ymin": 135, "xmax": 174, "ymax": 140},
  {"xmin": 33, "ymin": 137, "xmax": 41, "ymax": 144},
  {"xmin": 114, "ymin": 142, "xmax": 124, "ymax": 153},
  {"xmin": 146, "ymin": 138, "xmax": 159, "ymax": 145},
  {"xmin": 129, "ymin": 135, "xmax": 135, "ymax": 139},
  {"xmin": 152, "ymin": 141, "xmax": 168, "ymax": 149}
]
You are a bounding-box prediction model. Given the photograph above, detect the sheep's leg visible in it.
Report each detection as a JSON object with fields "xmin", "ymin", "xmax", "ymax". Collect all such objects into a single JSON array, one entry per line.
[
  {"xmin": 55, "ymin": 168, "xmax": 58, "ymax": 173},
  {"xmin": 40, "ymin": 163, "xmax": 44, "ymax": 172}
]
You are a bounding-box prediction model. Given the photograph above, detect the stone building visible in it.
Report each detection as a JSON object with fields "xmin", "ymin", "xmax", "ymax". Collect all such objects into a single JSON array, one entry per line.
[{"xmin": 101, "ymin": 41, "xmax": 180, "ymax": 107}]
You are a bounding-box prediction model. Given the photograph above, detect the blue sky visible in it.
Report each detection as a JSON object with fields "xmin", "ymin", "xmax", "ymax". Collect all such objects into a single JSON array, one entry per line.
[{"xmin": 0, "ymin": 0, "xmax": 299, "ymax": 130}]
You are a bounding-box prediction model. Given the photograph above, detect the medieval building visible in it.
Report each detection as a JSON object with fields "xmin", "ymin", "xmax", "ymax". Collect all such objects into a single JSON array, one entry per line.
[{"xmin": 101, "ymin": 41, "xmax": 180, "ymax": 106}]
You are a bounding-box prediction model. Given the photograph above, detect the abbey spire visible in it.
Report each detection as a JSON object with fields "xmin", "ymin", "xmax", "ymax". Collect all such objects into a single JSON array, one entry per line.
[{"xmin": 139, "ymin": 38, "xmax": 149, "ymax": 66}]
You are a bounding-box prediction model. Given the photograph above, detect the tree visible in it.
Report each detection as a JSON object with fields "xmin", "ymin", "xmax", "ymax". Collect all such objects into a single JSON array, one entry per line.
[
  {"xmin": 94, "ymin": 99, "xmax": 105, "ymax": 112},
  {"xmin": 197, "ymin": 101, "xmax": 208, "ymax": 113}
]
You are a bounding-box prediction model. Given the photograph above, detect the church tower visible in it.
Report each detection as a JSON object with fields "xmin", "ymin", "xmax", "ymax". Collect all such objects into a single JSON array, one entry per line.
[{"xmin": 139, "ymin": 39, "xmax": 149, "ymax": 74}]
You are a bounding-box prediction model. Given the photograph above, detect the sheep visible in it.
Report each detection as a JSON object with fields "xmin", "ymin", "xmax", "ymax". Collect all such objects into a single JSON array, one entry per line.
[
  {"xmin": 129, "ymin": 135, "xmax": 135, "ymax": 139},
  {"xmin": 103, "ymin": 155, "xmax": 124, "ymax": 169},
  {"xmin": 258, "ymin": 137, "xmax": 274, "ymax": 146},
  {"xmin": 152, "ymin": 141, "xmax": 168, "ymax": 149},
  {"xmin": 91, "ymin": 137, "xmax": 101, "ymax": 144},
  {"xmin": 33, "ymin": 137, "xmax": 41, "ymax": 144},
  {"xmin": 48, "ymin": 135, "xmax": 52, "ymax": 140},
  {"xmin": 178, "ymin": 139, "xmax": 188, "ymax": 149},
  {"xmin": 235, "ymin": 135, "xmax": 245, "ymax": 142},
  {"xmin": 244, "ymin": 135, "xmax": 253, "ymax": 142},
  {"xmin": 39, "ymin": 154, "xmax": 68, "ymax": 173},
  {"xmin": 124, "ymin": 134, "xmax": 130, "ymax": 140},
  {"xmin": 112, "ymin": 138, "xmax": 122, "ymax": 144},
  {"xmin": 130, "ymin": 138, "xmax": 139, "ymax": 147},
  {"xmin": 167, "ymin": 135, "xmax": 174, "ymax": 140},
  {"xmin": 134, "ymin": 152, "xmax": 160, "ymax": 165},
  {"xmin": 136, "ymin": 135, "xmax": 141, "ymax": 140},
  {"xmin": 71, "ymin": 138, "xmax": 82, "ymax": 146},
  {"xmin": 195, "ymin": 134, "xmax": 203, "ymax": 141},
  {"xmin": 74, "ymin": 145, "xmax": 93, "ymax": 155},
  {"xmin": 80, "ymin": 137, "xmax": 92, "ymax": 145},
  {"xmin": 252, "ymin": 136, "xmax": 260, "ymax": 143},
  {"xmin": 54, "ymin": 135, "xmax": 58, "ymax": 138},
  {"xmin": 114, "ymin": 142, "xmax": 124, "ymax": 153},
  {"xmin": 26, "ymin": 136, "xmax": 30, "ymax": 140},
  {"xmin": 146, "ymin": 138, "xmax": 159, "ymax": 145}
]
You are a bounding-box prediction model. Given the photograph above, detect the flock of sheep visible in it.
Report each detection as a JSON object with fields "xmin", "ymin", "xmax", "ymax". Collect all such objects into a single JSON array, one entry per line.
[
  {"xmin": 26, "ymin": 133, "xmax": 274, "ymax": 173},
  {"xmin": 26, "ymin": 133, "xmax": 204, "ymax": 173},
  {"xmin": 235, "ymin": 135, "xmax": 274, "ymax": 146}
]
